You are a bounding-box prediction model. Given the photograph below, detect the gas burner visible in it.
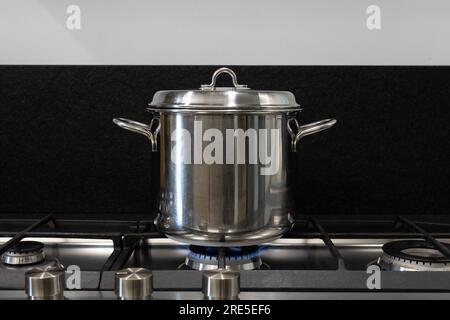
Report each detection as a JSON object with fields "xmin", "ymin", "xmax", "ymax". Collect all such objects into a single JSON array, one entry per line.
[
  {"xmin": 377, "ymin": 240, "xmax": 450, "ymax": 271},
  {"xmin": 183, "ymin": 246, "xmax": 266, "ymax": 271},
  {"xmin": 1, "ymin": 241, "xmax": 46, "ymax": 266}
]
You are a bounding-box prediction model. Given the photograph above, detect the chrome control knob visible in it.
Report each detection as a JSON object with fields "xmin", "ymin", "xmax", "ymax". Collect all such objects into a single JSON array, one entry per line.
[
  {"xmin": 25, "ymin": 265, "xmax": 65, "ymax": 300},
  {"xmin": 115, "ymin": 268, "xmax": 153, "ymax": 300},
  {"xmin": 202, "ymin": 270, "xmax": 240, "ymax": 300}
]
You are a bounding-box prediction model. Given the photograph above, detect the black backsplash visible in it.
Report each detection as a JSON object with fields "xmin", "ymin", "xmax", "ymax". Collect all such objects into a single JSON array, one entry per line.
[{"xmin": 0, "ymin": 66, "xmax": 449, "ymax": 215}]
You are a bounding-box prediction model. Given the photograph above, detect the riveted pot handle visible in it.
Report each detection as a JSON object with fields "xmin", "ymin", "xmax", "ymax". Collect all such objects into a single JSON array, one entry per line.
[
  {"xmin": 287, "ymin": 118, "xmax": 336, "ymax": 152},
  {"xmin": 113, "ymin": 117, "xmax": 161, "ymax": 152}
]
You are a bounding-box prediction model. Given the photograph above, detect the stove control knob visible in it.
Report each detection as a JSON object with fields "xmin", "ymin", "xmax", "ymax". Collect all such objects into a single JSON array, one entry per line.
[
  {"xmin": 25, "ymin": 265, "xmax": 65, "ymax": 300},
  {"xmin": 202, "ymin": 270, "xmax": 240, "ymax": 300},
  {"xmin": 115, "ymin": 268, "xmax": 153, "ymax": 300}
]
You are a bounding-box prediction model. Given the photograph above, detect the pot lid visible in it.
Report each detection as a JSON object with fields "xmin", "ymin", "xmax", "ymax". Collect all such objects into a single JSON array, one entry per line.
[{"xmin": 147, "ymin": 67, "xmax": 301, "ymax": 114}]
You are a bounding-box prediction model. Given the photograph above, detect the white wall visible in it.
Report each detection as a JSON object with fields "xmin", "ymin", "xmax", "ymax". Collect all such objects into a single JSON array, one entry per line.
[{"xmin": 0, "ymin": 0, "xmax": 449, "ymax": 65}]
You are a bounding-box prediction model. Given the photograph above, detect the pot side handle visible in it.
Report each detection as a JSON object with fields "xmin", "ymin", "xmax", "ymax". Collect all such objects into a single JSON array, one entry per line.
[
  {"xmin": 287, "ymin": 118, "xmax": 336, "ymax": 152},
  {"xmin": 113, "ymin": 117, "xmax": 161, "ymax": 152}
]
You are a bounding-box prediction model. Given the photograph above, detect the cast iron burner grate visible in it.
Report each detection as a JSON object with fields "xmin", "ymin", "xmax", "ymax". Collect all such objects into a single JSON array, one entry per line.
[{"xmin": 181, "ymin": 245, "xmax": 268, "ymax": 271}]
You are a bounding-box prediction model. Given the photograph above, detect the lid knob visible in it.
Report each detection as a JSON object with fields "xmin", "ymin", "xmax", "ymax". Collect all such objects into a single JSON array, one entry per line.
[
  {"xmin": 25, "ymin": 265, "xmax": 65, "ymax": 300},
  {"xmin": 201, "ymin": 67, "xmax": 249, "ymax": 91},
  {"xmin": 115, "ymin": 268, "xmax": 153, "ymax": 300},
  {"xmin": 202, "ymin": 269, "xmax": 240, "ymax": 300}
]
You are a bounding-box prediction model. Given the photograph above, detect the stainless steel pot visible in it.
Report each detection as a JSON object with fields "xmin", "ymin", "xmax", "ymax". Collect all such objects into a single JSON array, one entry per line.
[{"xmin": 114, "ymin": 68, "xmax": 336, "ymax": 246}]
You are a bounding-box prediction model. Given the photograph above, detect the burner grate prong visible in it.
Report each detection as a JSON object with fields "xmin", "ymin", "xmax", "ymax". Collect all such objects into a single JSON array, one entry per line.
[
  {"xmin": 218, "ymin": 247, "xmax": 226, "ymax": 269},
  {"xmin": 309, "ymin": 217, "xmax": 346, "ymax": 270}
]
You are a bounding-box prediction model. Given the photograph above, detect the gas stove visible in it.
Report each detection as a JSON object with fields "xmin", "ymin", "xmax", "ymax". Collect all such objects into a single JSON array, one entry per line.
[{"xmin": 1, "ymin": 214, "xmax": 450, "ymax": 300}]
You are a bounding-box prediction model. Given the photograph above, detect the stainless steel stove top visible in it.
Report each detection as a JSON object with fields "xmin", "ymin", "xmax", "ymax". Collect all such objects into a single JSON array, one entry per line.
[{"xmin": 0, "ymin": 215, "xmax": 450, "ymax": 300}]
